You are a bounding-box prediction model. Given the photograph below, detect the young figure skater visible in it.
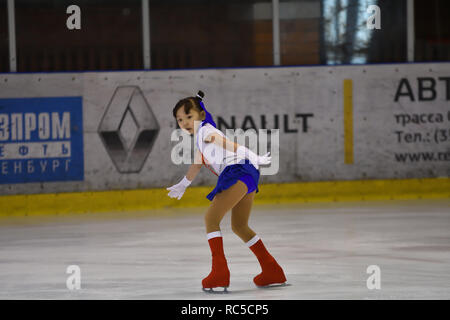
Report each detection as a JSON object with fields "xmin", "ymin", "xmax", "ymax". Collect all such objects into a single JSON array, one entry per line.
[{"xmin": 167, "ymin": 91, "xmax": 286, "ymax": 293}]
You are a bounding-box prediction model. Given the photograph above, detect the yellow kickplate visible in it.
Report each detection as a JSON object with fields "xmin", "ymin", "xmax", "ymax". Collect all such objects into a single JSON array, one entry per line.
[{"xmin": 0, "ymin": 178, "xmax": 449, "ymax": 217}]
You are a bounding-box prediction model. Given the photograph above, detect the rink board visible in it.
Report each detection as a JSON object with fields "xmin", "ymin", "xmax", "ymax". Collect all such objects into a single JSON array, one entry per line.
[
  {"xmin": 0, "ymin": 177, "xmax": 449, "ymax": 217},
  {"xmin": 0, "ymin": 63, "xmax": 449, "ymax": 207}
]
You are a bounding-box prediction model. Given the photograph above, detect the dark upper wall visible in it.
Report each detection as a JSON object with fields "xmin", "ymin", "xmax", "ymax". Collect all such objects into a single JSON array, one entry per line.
[{"xmin": 0, "ymin": 0, "xmax": 447, "ymax": 73}]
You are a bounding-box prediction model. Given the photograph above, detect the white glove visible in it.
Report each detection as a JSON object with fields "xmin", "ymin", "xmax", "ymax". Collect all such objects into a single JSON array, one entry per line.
[
  {"xmin": 236, "ymin": 145, "xmax": 271, "ymax": 170},
  {"xmin": 166, "ymin": 176, "xmax": 192, "ymax": 200}
]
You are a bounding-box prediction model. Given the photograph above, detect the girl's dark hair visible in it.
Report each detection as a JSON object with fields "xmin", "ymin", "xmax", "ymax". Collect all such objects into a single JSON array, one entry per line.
[{"xmin": 173, "ymin": 90, "xmax": 205, "ymax": 119}]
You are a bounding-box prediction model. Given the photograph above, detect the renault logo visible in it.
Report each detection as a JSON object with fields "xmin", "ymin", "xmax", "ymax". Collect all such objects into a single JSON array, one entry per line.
[{"xmin": 98, "ymin": 86, "xmax": 159, "ymax": 173}]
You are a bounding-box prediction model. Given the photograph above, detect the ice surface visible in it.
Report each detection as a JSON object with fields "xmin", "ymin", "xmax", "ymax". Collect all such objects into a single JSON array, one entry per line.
[{"xmin": 0, "ymin": 199, "xmax": 449, "ymax": 299}]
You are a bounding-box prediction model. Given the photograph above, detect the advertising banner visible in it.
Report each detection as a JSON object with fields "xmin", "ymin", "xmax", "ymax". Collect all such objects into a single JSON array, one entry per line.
[{"xmin": 0, "ymin": 97, "xmax": 84, "ymax": 184}]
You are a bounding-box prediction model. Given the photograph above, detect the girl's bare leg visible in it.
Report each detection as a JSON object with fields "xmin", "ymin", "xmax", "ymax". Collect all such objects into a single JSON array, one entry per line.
[
  {"xmin": 230, "ymin": 190, "xmax": 287, "ymax": 287},
  {"xmin": 204, "ymin": 180, "xmax": 248, "ymax": 233},
  {"xmin": 202, "ymin": 180, "xmax": 248, "ymax": 290},
  {"xmin": 231, "ymin": 191, "xmax": 257, "ymax": 242}
]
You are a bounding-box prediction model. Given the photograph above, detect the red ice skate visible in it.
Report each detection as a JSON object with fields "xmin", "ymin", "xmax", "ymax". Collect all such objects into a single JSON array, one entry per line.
[
  {"xmin": 202, "ymin": 236, "xmax": 230, "ymax": 293},
  {"xmin": 250, "ymin": 239, "xmax": 287, "ymax": 287}
]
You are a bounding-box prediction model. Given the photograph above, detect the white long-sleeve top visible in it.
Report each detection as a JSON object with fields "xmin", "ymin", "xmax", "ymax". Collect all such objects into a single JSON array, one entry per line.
[{"xmin": 195, "ymin": 123, "xmax": 248, "ymax": 176}]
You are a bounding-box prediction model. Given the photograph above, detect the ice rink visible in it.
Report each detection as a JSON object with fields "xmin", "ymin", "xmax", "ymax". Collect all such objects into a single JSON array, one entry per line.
[{"xmin": 0, "ymin": 199, "xmax": 449, "ymax": 300}]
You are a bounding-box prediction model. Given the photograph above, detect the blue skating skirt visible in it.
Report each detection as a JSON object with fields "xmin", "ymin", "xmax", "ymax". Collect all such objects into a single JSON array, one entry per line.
[{"xmin": 206, "ymin": 159, "xmax": 260, "ymax": 201}]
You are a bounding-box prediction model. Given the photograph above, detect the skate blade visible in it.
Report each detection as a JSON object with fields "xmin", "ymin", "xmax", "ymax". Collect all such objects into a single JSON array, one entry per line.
[
  {"xmin": 202, "ymin": 287, "xmax": 229, "ymax": 294},
  {"xmin": 256, "ymin": 282, "xmax": 291, "ymax": 289}
]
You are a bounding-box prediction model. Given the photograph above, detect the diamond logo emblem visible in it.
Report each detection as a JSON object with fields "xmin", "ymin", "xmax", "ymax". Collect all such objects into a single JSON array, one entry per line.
[
  {"xmin": 119, "ymin": 107, "xmax": 139, "ymax": 152},
  {"xmin": 98, "ymin": 86, "xmax": 160, "ymax": 173}
]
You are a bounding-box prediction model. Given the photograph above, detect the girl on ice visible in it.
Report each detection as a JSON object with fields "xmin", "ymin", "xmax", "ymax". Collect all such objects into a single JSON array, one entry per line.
[{"xmin": 167, "ymin": 91, "xmax": 286, "ymax": 293}]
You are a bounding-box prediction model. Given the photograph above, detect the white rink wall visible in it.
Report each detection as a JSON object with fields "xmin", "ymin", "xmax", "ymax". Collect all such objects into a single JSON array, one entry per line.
[{"xmin": 0, "ymin": 63, "xmax": 449, "ymax": 195}]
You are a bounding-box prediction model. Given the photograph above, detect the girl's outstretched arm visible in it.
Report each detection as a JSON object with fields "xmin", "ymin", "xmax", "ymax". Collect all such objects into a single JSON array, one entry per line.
[
  {"xmin": 186, "ymin": 150, "xmax": 203, "ymax": 181},
  {"xmin": 205, "ymin": 133, "xmax": 238, "ymax": 152},
  {"xmin": 166, "ymin": 150, "xmax": 202, "ymax": 200},
  {"xmin": 205, "ymin": 133, "xmax": 271, "ymax": 169}
]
